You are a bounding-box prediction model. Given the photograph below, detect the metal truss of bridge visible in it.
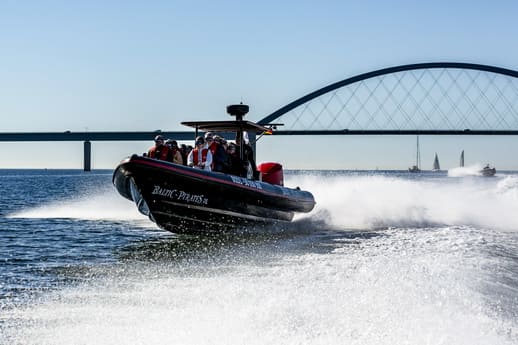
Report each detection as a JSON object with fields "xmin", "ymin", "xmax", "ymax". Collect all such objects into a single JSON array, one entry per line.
[{"xmin": 258, "ymin": 62, "xmax": 518, "ymax": 136}]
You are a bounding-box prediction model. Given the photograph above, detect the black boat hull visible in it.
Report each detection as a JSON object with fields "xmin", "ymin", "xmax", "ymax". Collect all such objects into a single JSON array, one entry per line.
[
  {"xmin": 113, "ymin": 155, "xmax": 315, "ymax": 234},
  {"xmin": 480, "ymin": 167, "xmax": 496, "ymax": 176}
]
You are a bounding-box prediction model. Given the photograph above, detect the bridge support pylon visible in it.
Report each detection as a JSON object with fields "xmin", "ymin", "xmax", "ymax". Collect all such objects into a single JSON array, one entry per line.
[{"xmin": 83, "ymin": 140, "xmax": 91, "ymax": 171}]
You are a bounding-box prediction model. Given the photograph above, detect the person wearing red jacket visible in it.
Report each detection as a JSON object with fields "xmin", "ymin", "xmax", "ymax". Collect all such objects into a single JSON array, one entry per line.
[
  {"xmin": 187, "ymin": 136, "xmax": 213, "ymax": 171},
  {"xmin": 147, "ymin": 135, "xmax": 170, "ymax": 161}
]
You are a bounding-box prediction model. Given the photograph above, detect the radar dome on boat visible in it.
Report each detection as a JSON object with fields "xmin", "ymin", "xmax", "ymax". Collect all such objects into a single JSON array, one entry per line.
[{"xmin": 227, "ymin": 104, "xmax": 249, "ymax": 119}]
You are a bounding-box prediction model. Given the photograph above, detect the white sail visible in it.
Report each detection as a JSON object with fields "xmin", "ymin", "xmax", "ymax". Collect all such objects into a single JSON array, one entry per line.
[
  {"xmin": 432, "ymin": 153, "xmax": 440, "ymax": 171},
  {"xmin": 460, "ymin": 150, "xmax": 464, "ymax": 167}
]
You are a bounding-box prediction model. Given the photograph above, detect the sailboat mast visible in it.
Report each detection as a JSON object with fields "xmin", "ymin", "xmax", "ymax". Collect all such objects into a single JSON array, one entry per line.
[{"xmin": 416, "ymin": 136, "xmax": 421, "ymax": 170}]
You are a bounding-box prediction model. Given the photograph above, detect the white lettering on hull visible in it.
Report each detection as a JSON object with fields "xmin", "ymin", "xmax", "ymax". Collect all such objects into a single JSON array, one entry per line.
[
  {"xmin": 229, "ymin": 175, "xmax": 263, "ymax": 189},
  {"xmin": 151, "ymin": 185, "xmax": 208, "ymax": 205}
]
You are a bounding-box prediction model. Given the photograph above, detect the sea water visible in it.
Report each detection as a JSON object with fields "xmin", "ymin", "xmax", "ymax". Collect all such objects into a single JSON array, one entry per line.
[{"xmin": 0, "ymin": 169, "xmax": 517, "ymax": 344}]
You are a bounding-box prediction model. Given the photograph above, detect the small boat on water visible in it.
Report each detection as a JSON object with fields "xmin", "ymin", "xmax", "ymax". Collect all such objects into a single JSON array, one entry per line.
[
  {"xmin": 432, "ymin": 152, "xmax": 440, "ymax": 171},
  {"xmin": 408, "ymin": 136, "xmax": 421, "ymax": 173},
  {"xmin": 480, "ymin": 164, "xmax": 496, "ymax": 177},
  {"xmin": 459, "ymin": 150, "xmax": 495, "ymax": 176},
  {"xmin": 112, "ymin": 104, "xmax": 316, "ymax": 234}
]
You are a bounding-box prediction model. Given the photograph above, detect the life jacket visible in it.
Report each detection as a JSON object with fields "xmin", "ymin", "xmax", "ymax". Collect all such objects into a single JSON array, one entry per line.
[
  {"xmin": 148, "ymin": 145, "xmax": 170, "ymax": 161},
  {"xmin": 208, "ymin": 142, "xmax": 218, "ymax": 155},
  {"xmin": 192, "ymin": 148, "xmax": 209, "ymax": 166}
]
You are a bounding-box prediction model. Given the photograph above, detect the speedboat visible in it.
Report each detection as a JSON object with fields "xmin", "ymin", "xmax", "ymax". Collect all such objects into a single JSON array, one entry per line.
[
  {"xmin": 112, "ymin": 104, "xmax": 316, "ymax": 234},
  {"xmin": 480, "ymin": 164, "xmax": 496, "ymax": 177}
]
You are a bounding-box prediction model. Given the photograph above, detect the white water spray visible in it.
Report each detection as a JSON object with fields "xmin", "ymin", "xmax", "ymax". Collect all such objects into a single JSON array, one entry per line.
[
  {"xmin": 1, "ymin": 225, "xmax": 516, "ymax": 345},
  {"xmin": 288, "ymin": 173, "xmax": 518, "ymax": 231},
  {"xmin": 8, "ymin": 190, "xmax": 147, "ymax": 221},
  {"xmin": 2, "ymin": 173, "xmax": 517, "ymax": 345},
  {"xmin": 448, "ymin": 164, "xmax": 484, "ymax": 177}
]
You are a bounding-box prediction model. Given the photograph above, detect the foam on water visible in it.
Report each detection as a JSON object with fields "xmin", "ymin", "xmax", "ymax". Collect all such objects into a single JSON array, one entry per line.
[
  {"xmin": 448, "ymin": 164, "xmax": 485, "ymax": 177},
  {"xmin": 1, "ymin": 172, "xmax": 517, "ymax": 344},
  {"xmin": 8, "ymin": 190, "xmax": 147, "ymax": 222},
  {"xmin": 290, "ymin": 174, "xmax": 518, "ymax": 231},
  {"xmin": 1, "ymin": 227, "xmax": 516, "ymax": 345}
]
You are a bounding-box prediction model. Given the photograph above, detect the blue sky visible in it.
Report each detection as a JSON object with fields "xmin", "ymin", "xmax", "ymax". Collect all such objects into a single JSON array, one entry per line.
[{"xmin": 1, "ymin": 0, "xmax": 518, "ymax": 169}]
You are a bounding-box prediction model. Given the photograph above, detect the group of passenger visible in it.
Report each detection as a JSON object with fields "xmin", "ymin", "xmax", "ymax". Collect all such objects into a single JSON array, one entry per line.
[
  {"xmin": 145, "ymin": 135, "xmax": 192, "ymax": 166},
  {"xmin": 145, "ymin": 132, "xmax": 257, "ymax": 179}
]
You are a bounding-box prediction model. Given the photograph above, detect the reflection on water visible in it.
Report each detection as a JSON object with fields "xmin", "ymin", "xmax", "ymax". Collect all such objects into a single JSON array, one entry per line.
[{"xmin": 116, "ymin": 221, "xmax": 384, "ymax": 264}]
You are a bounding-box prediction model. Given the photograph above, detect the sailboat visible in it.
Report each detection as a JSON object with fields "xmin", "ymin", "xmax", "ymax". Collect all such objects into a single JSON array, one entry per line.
[
  {"xmin": 460, "ymin": 150, "xmax": 464, "ymax": 167},
  {"xmin": 408, "ymin": 136, "xmax": 421, "ymax": 172},
  {"xmin": 432, "ymin": 153, "xmax": 440, "ymax": 171}
]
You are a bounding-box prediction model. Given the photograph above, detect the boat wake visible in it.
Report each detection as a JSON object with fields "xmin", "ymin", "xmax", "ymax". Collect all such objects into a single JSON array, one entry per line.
[
  {"xmin": 289, "ymin": 173, "xmax": 518, "ymax": 231},
  {"xmin": 2, "ymin": 173, "xmax": 518, "ymax": 345},
  {"xmin": 8, "ymin": 190, "xmax": 147, "ymax": 222},
  {"xmin": 8, "ymin": 173, "xmax": 518, "ymax": 234},
  {"xmin": 448, "ymin": 164, "xmax": 485, "ymax": 177}
]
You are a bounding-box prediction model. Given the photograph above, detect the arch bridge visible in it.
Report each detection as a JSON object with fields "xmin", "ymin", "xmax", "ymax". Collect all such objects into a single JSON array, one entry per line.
[
  {"xmin": 258, "ymin": 62, "xmax": 518, "ymax": 135},
  {"xmin": 2, "ymin": 62, "xmax": 518, "ymax": 170}
]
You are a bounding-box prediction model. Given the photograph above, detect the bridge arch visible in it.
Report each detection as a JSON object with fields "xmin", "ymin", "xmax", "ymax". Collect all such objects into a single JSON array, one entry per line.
[{"xmin": 258, "ymin": 62, "xmax": 518, "ymax": 133}]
